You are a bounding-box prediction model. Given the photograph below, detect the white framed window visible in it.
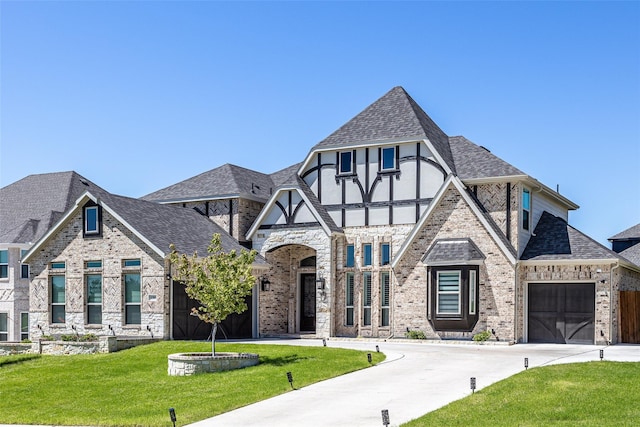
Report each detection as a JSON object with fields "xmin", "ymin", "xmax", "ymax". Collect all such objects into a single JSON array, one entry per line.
[
  {"xmin": 380, "ymin": 272, "xmax": 390, "ymax": 327},
  {"xmin": 51, "ymin": 275, "xmax": 66, "ymax": 323},
  {"xmin": 437, "ymin": 271, "xmax": 461, "ymax": 315},
  {"xmin": 0, "ymin": 250, "xmax": 8, "ymax": 278},
  {"xmin": 345, "ymin": 273, "xmax": 354, "ymax": 326},
  {"xmin": 84, "ymin": 205, "xmax": 99, "ymax": 235},
  {"xmin": 124, "ymin": 273, "xmax": 141, "ymax": 325},
  {"xmin": 362, "ymin": 272, "xmax": 372, "ymax": 326},
  {"xmin": 20, "ymin": 312, "xmax": 29, "ymax": 341},
  {"xmin": 469, "ymin": 270, "xmax": 477, "ymax": 315},
  {"xmin": 86, "ymin": 274, "xmax": 102, "ymax": 324},
  {"xmin": 522, "ymin": 188, "xmax": 531, "ymax": 231},
  {"xmin": 0, "ymin": 313, "xmax": 7, "ymax": 341},
  {"xmin": 381, "ymin": 146, "xmax": 396, "ymax": 170},
  {"xmin": 339, "ymin": 151, "xmax": 353, "ymax": 174}
]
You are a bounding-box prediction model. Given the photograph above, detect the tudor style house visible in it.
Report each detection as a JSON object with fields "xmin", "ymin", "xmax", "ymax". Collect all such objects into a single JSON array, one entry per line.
[{"xmin": 4, "ymin": 86, "xmax": 639, "ymax": 345}]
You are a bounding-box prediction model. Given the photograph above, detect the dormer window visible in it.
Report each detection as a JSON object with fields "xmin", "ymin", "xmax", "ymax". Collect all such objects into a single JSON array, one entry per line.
[
  {"xmin": 339, "ymin": 151, "xmax": 353, "ymax": 174},
  {"xmin": 381, "ymin": 147, "xmax": 396, "ymax": 170},
  {"xmin": 83, "ymin": 205, "xmax": 101, "ymax": 237},
  {"xmin": 522, "ymin": 188, "xmax": 531, "ymax": 231}
]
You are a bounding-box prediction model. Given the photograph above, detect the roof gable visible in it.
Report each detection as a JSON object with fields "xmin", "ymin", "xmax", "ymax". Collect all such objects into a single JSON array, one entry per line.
[
  {"xmin": 142, "ymin": 163, "xmax": 274, "ymax": 203},
  {"xmin": 422, "ymin": 238, "xmax": 486, "ymax": 266},
  {"xmin": 392, "ymin": 176, "xmax": 516, "ymax": 268},
  {"xmin": 312, "ymin": 87, "xmax": 455, "ymax": 173},
  {"xmin": 521, "ymin": 211, "xmax": 621, "ymax": 262},
  {"xmin": 609, "ymin": 223, "xmax": 640, "ymax": 241},
  {"xmin": 0, "ymin": 171, "xmax": 109, "ymax": 244},
  {"xmin": 449, "ymin": 136, "xmax": 525, "ymax": 180}
]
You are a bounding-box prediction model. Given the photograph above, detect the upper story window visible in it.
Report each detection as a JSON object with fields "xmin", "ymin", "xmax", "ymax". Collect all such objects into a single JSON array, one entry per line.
[
  {"xmin": 381, "ymin": 147, "xmax": 396, "ymax": 170},
  {"xmin": 123, "ymin": 259, "xmax": 141, "ymax": 268},
  {"xmin": 380, "ymin": 243, "xmax": 391, "ymax": 266},
  {"xmin": 50, "ymin": 261, "xmax": 66, "ymax": 270},
  {"xmin": 21, "ymin": 249, "xmax": 29, "ymax": 279},
  {"xmin": 85, "ymin": 260, "xmax": 102, "ymax": 269},
  {"xmin": 345, "ymin": 245, "xmax": 355, "ymax": 267},
  {"xmin": 84, "ymin": 205, "xmax": 101, "ymax": 236},
  {"xmin": 362, "ymin": 243, "xmax": 372, "ymax": 266},
  {"xmin": 339, "ymin": 151, "xmax": 353, "ymax": 174},
  {"xmin": 0, "ymin": 250, "xmax": 8, "ymax": 279},
  {"xmin": 522, "ymin": 188, "xmax": 531, "ymax": 231}
]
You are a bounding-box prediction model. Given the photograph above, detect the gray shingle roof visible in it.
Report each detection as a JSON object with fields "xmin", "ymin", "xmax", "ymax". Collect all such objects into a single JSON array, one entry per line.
[
  {"xmin": 99, "ymin": 192, "xmax": 264, "ymax": 262},
  {"xmin": 0, "ymin": 172, "xmax": 109, "ymax": 244},
  {"xmin": 422, "ymin": 238, "xmax": 485, "ymax": 265},
  {"xmin": 449, "ymin": 136, "xmax": 525, "ymax": 180},
  {"xmin": 295, "ymin": 176, "xmax": 342, "ymax": 234},
  {"xmin": 620, "ymin": 244, "xmax": 640, "ymax": 267},
  {"xmin": 609, "ymin": 223, "xmax": 640, "ymax": 241},
  {"xmin": 313, "ymin": 86, "xmax": 456, "ymax": 174},
  {"xmin": 521, "ymin": 211, "xmax": 622, "ymax": 261},
  {"xmin": 141, "ymin": 164, "xmax": 275, "ymax": 203},
  {"xmin": 270, "ymin": 163, "xmax": 302, "ymax": 188}
]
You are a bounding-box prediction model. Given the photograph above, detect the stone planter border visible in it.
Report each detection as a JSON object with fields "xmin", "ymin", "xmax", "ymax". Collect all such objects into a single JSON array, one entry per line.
[{"xmin": 168, "ymin": 352, "xmax": 259, "ymax": 376}]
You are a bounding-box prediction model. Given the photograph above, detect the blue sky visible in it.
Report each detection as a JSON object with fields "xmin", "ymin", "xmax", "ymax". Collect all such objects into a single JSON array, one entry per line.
[{"xmin": 1, "ymin": 1, "xmax": 638, "ymax": 247}]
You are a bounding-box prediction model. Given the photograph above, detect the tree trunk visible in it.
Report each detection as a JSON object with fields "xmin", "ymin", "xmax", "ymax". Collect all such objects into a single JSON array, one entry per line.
[{"xmin": 211, "ymin": 322, "xmax": 218, "ymax": 356}]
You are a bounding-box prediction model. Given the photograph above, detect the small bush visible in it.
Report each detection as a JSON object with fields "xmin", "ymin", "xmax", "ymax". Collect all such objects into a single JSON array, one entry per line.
[
  {"xmin": 79, "ymin": 333, "xmax": 98, "ymax": 342},
  {"xmin": 473, "ymin": 330, "xmax": 492, "ymax": 342},
  {"xmin": 60, "ymin": 334, "xmax": 78, "ymax": 342},
  {"xmin": 40, "ymin": 335, "xmax": 55, "ymax": 341},
  {"xmin": 20, "ymin": 339, "xmax": 32, "ymax": 344},
  {"xmin": 406, "ymin": 330, "xmax": 426, "ymax": 339}
]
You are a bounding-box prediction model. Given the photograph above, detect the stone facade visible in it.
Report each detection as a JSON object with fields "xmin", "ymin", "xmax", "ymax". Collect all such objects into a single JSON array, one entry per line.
[
  {"xmin": 0, "ymin": 246, "xmax": 30, "ymax": 341},
  {"xmin": 28, "ymin": 208, "xmax": 168, "ymax": 340},
  {"xmin": 393, "ymin": 185, "xmax": 516, "ymax": 341},
  {"xmin": 475, "ymin": 182, "xmax": 520, "ymax": 251}
]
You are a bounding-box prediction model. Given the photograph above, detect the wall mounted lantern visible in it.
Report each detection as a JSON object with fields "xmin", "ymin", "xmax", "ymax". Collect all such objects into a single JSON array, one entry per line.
[{"xmin": 260, "ymin": 277, "xmax": 271, "ymax": 292}]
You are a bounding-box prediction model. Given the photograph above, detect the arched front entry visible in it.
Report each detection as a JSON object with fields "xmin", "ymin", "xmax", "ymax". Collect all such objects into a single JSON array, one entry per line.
[{"xmin": 259, "ymin": 244, "xmax": 318, "ymax": 336}]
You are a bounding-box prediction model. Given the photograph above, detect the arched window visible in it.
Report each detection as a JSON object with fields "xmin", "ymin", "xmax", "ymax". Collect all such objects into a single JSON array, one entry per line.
[{"xmin": 300, "ymin": 256, "xmax": 316, "ymax": 267}]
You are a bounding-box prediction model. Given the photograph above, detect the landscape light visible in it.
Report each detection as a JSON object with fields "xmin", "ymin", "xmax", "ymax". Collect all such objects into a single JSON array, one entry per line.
[
  {"xmin": 323, "ymin": 338, "xmax": 326, "ymax": 347},
  {"xmin": 600, "ymin": 349, "xmax": 604, "ymax": 361},
  {"xmin": 524, "ymin": 357, "xmax": 529, "ymax": 370},
  {"xmin": 169, "ymin": 408, "xmax": 176, "ymax": 427},
  {"xmin": 367, "ymin": 353, "xmax": 372, "ymax": 364},
  {"xmin": 286, "ymin": 371, "xmax": 294, "ymax": 389},
  {"xmin": 376, "ymin": 345, "xmax": 379, "ymax": 352},
  {"xmin": 381, "ymin": 409, "xmax": 390, "ymax": 426},
  {"xmin": 470, "ymin": 377, "xmax": 476, "ymax": 394}
]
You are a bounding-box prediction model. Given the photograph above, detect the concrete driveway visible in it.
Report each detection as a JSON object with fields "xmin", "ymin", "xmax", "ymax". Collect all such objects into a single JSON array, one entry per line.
[{"xmin": 186, "ymin": 339, "xmax": 640, "ymax": 427}]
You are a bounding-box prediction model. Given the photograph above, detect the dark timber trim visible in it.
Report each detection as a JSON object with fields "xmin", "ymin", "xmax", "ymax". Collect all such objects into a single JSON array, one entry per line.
[
  {"xmin": 416, "ymin": 142, "xmax": 421, "ymax": 222},
  {"xmin": 229, "ymin": 200, "xmax": 234, "ymax": 236},
  {"xmin": 506, "ymin": 183, "xmax": 511, "ymax": 242},
  {"xmin": 365, "ymin": 148, "xmax": 370, "ymax": 226},
  {"xmin": 317, "ymin": 153, "xmax": 322, "ymax": 203}
]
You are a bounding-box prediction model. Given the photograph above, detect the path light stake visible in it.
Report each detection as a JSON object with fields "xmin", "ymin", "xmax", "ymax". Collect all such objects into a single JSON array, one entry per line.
[
  {"xmin": 286, "ymin": 371, "xmax": 294, "ymax": 389},
  {"xmin": 323, "ymin": 338, "xmax": 326, "ymax": 347},
  {"xmin": 524, "ymin": 357, "xmax": 529, "ymax": 370},
  {"xmin": 376, "ymin": 345, "xmax": 380, "ymax": 352},
  {"xmin": 470, "ymin": 377, "xmax": 476, "ymax": 394},
  {"xmin": 600, "ymin": 349, "xmax": 604, "ymax": 361},
  {"xmin": 367, "ymin": 353, "xmax": 372, "ymax": 364},
  {"xmin": 168, "ymin": 408, "xmax": 177, "ymax": 427},
  {"xmin": 381, "ymin": 409, "xmax": 390, "ymax": 426}
]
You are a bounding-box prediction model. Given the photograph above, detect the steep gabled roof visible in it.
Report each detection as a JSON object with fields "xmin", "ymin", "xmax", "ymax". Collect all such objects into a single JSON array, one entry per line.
[
  {"xmin": 312, "ymin": 86, "xmax": 455, "ymax": 173},
  {"xmin": 521, "ymin": 211, "xmax": 622, "ymax": 262},
  {"xmin": 0, "ymin": 172, "xmax": 109, "ymax": 244},
  {"xmin": 609, "ymin": 223, "xmax": 640, "ymax": 241},
  {"xmin": 422, "ymin": 238, "xmax": 486, "ymax": 266},
  {"xmin": 270, "ymin": 163, "xmax": 302, "ymax": 188},
  {"xmin": 620, "ymin": 244, "xmax": 640, "ymax": 267},
  {"xmin": 23, "ymin": 190, "xmax": 266, "ymax": 266},
  {"xmin": 449, "ymin": 136, "xmax": 525, "ymax": 180},
  {"xmin": 141, "ymin": 163, "xmax": 274, "ymax": 203}
]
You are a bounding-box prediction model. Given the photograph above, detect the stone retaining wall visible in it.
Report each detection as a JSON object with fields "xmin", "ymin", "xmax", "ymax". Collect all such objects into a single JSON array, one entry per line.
[{"xmin": 168, "ymin": 352, "xmax": 259, "ymax": 376}]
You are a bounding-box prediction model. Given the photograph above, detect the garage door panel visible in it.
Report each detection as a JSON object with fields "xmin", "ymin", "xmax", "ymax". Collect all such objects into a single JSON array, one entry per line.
[{"xmin": 528, "ymin": 283, "xmax": 595, "ymax": 344}]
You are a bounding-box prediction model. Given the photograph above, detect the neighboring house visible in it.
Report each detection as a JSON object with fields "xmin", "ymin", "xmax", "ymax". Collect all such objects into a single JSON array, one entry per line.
[
  {"xmin": 609, "ymin": 223, "xmax": 640, "ymax": 267},
  {"xmin": 20, "ymin": 188, "xmax": 266, "ymax": 341},
  {"xmin": 0, "ymin": 172, "xmax": 109, "ymax": 342},
  {"xmin": 244, "ymin": 86, "xmax": 640, "ymax": 344}
]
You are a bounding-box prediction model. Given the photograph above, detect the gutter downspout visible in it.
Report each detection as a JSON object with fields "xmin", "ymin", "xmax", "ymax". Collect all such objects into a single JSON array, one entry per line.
[{"xmin": 609, "ymin": 262, "xmax": 619, "ymax": 345}]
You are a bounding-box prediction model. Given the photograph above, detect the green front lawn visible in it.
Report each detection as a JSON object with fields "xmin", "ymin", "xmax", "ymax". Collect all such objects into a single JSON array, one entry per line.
[
  {"xmin": 404, "ymin": 361, "xmax": 640, "ymax": 426},
  {"xmin": 0, "ymin": 341, "xmax": 384, "ymax": 426}
]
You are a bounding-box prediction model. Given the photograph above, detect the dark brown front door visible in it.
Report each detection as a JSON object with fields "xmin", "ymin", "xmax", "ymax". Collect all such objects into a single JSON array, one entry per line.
[
  {"xmin": 300, "ymin": 274, "xmax": 316, "ymax": 332},
  {"xmin": 528, "ymin": 283, "xmax": 595, "ymax": 344},
  {"xmin": 172, "ymin": 282, "xmax": 253, "ymax": 340}
]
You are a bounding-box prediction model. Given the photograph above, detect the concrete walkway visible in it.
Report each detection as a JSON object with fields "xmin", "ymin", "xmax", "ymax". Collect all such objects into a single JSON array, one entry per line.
[{"xmin": 186, "ymin": 340, "xmax": 640, "ymax": 427}]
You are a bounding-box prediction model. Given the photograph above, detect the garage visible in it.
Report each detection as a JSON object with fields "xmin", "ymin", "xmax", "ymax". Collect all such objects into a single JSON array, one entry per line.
[{"xmin": 527, "ymin": 283, "xmax": 595, "ymax": 344}]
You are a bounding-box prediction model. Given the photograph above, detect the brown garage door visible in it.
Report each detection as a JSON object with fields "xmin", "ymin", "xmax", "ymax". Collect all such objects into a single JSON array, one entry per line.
[{"xmin": 528, "ymin": 283, "xmax": 595, "ymax": 344}]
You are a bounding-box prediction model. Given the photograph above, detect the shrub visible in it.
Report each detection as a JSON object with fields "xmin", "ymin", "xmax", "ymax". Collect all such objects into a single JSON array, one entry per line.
[
  {"xmin": 473, "ymin": 329, "xmax": 492, "ymax": 342},
  {"xmin": 79, "ymin": 334, "xmax": 98, "ymax": 342},
  {"xmin": 406, "ymin": 330, "xmax": 426, "ymax": 340},
  {"xmin": 40, "ymin": 335, "xmax": 55, "ymax": 341},
  {"xmin": 20, "ymin": 339, "xmax": 32, "ymax": 344},
  {"xmin": 60, "ymin": 334, "xmax": 78, "ymax": 342}
]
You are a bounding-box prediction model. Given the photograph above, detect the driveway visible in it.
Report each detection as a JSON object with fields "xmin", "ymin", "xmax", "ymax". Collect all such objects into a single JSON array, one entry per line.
[{"xmin": 187, "ymin": 340, "xmax": 640, "ymax": 427}]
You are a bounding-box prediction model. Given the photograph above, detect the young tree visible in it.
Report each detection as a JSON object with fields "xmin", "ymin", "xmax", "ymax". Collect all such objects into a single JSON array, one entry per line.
[{"xmin": 169, "ymin": 233, "xmax": 257, "ymax": 355}]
